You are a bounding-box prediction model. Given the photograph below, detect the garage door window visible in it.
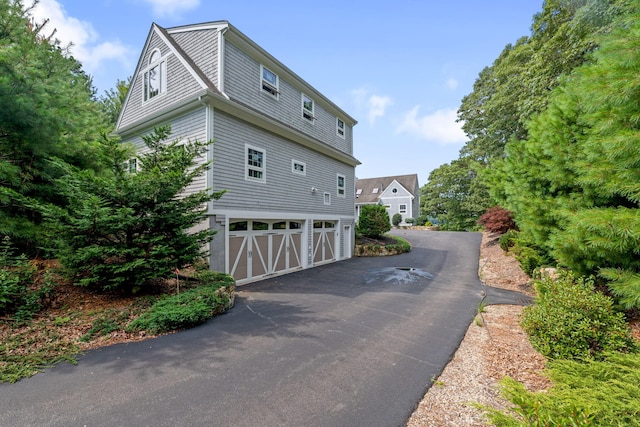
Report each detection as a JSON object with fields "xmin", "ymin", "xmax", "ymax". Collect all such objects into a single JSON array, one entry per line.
[{"xmin": 229, "ymin": 221, "xmax": 248, "ymax": 231}]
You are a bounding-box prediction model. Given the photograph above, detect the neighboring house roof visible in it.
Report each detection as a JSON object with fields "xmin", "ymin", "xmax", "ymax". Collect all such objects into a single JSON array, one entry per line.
[{"xmin": 356, "ymin": 174, "xmax": 419, "ymax": 204}]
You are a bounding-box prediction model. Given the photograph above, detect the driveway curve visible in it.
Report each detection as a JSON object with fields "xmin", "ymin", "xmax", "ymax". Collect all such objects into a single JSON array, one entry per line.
[{"xmin": 1, "ymin": 230, "xmax": 486, "ymax": 427}]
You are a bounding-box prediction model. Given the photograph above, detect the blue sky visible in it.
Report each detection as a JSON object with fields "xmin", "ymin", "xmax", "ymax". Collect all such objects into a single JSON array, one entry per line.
[{"xmin": 30, "ymin": 0, "xmax": 543, "ymax": 186}]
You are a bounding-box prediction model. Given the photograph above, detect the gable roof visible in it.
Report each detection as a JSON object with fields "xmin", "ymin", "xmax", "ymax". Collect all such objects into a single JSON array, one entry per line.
[{"xmin": 356, "ymin": 174, "xmax": 419, "ymax": 204}]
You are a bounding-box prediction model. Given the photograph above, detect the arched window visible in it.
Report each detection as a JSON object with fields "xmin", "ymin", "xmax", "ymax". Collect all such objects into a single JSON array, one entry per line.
[{"xmin": 144, "ymin": 49, "xmax": 166, "ymax": 101}]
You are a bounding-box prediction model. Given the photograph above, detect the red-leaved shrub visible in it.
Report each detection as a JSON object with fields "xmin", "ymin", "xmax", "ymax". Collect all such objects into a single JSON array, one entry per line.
[{"xmin": 478, "ymin": 206, "xmax": 517, "ymax": 234}]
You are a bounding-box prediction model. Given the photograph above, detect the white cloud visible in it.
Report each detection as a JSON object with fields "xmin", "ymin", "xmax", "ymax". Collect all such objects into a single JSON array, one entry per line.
[
  {"xmin": 31, "ymin": 0, "xmax": 132, "ymax": 74},
  {"xmin": 142, "ymin": 0, "xmax": 200, "ymax": 17},
  {"xmin": 368, "ymin": 95, "xmax": 393, "ymax": 125},
  {"xmin": 446, "ymin": 77, "xmax": 458, "ymax": 90},
  {"xmin": 396, "ymin": 106, "xmax": 466, "ymax": 144},
  {"xmin": 350, "ymin": 87, "xmax": 393, "ymax": 125}
]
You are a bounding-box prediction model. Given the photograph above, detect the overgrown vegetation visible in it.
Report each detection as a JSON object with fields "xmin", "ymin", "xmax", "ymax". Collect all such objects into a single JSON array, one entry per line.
[
  {"xmin": 0, "ymin": 237, "xmax": 55, "ymax": 322},
  {"xmin": 354, "ymin": 234, "xmax": 411, "ymax": 256},
  {"xmin": 392, "ymin": 213, "xmax": 402, "ymax": 227}
]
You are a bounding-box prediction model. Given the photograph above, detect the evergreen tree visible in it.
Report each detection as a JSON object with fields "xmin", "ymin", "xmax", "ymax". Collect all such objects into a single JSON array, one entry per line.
[
  {"xmin": 53, "ymin": 126, "xmax": 225, "ymax": 293},
  {"xmin": 488, "ymin": 1, "xmax": 640, "ymax": 308},
  {"xmin": 0, "ymin": 0, "xmax": 106, "ymax": 254},
  {"xmin": 357, "ymin": 205, "xmax": 391, "ymax": 239}
]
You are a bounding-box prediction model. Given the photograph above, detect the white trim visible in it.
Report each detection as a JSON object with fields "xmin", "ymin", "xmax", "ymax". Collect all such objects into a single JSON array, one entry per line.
[
  {"xmin": 292, "ymin": 159, "xmax": 306, "ymax": 175},
  {"xmin": 302, "ymin": 93, "xmax": 315, "ymax": 122},
  {"xmin": 337, "ymin": 173, "xmax": 346, "ymax": 198},
  {"xmin": 323, "ymin": 192, "xmax": 331, "ymax": 205},
  {"xmin": 336, "ymin": 118, "xmax": 346, "ymax": 139},
  {"xmin": 260, "ymin": 64, "xmax": 279, "ymax": 99},
  {"xmin": 245, "ymin": 143, "xmax": 266, "ymax": 183}
]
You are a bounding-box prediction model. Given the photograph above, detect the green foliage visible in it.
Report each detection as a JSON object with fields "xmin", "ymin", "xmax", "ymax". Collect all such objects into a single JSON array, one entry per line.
[
  {"xmin": 0, "ymin": 0, "xmax": 108, "ymax": 255},
  {"xmin": 420, "ymin": 158, "xmax": 489, "ymax": 231},
  {"xmin": 0, "ymin": 237, "xmax": 54, "ymax": 321},
  {"xmin": 484, "ymin": 352, "xmax": 640, "ymax": 427},
  {"xmin": 98, "ymin": 77, "xmax": 130, "ymax": 128},
  {"xmin": 499, "ymin": 229, "xmax": 519, "ymax": 252},
  {"xmin": 53, "ymin": 126, "xmax": 226, "ymax": 293},
  {"xmin": 387, "ymin": 235, "xmax": 411, "ymax": 253},
  {"xmin": 521, "ymin": 272, "xmax": 637, "ymax": 361},
  {"xmin": 484, "ymin": 3, "xmax": 640, "ymax": 308},
  {"xmin": 392, "ymin": 213, "xmax": 402, "ymax": 227},
  {"xmin": 512, "ymin": 245, "xmax": 546, "ymax": 277},
  {"xmin": 414, "ymin": 214, "xmax": 432, "ymax": 226},
  {"xmin": 404, "ymin": 217, "xmax": 415, "ymax": 225},
  {"xmin": 80, "ymin": 318, "xmax": 120, "ymax": 342},
  {"xmin": 126, "ymin": 278, "xmax": 234, "ymax": 334},
  {"xmin": 0, "ymin": 327, "xmax": 79, "ymax": 384},
  {"xmin": 357, "ymin": 205, "xmax": 391, "ymax": 238}
]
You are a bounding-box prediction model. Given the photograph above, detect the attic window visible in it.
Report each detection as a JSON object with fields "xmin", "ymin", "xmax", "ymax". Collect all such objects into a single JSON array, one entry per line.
[
  {"xmin": 372, "ymin": 188, "xmax": 379, "ymax": 194},
  {"xmin": 356, "ymin": 189, "xmax": 362, "ymax": 195},
  {"xmin": 144, "ymin": 49, "xmax": 166, "ymax": 101},
  {"xmin": 392, "ymin": 188, "xmax": 397, "ymax": 193},
  {"xmin": 302, "ymin": 94, "xmax": 315, "ymax": 122},
  {"xmin": 261, "ymin": 65, "xmax": 279, "ymax": 99},
  {"xmin": 337, "ymin": 118, "xmax": 345, "ymax": 138}
]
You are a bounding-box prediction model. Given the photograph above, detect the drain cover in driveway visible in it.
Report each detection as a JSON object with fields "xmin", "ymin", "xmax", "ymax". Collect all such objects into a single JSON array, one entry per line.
[{"xmin": 363, "ymin": 267, "xmax": 434, "ymax": 285}]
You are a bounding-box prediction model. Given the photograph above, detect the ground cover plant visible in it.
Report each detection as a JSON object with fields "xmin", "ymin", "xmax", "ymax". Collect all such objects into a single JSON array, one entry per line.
[{"xmin": 0, "ymin": 271, "xmax": 235, "ymax": 383}]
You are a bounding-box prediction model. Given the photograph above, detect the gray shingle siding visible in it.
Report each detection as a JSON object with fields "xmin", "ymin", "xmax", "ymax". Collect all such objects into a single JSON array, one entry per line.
[
  {"xmin": 223, "ymin": 42, "xmax": 353, "ymax": 155},
  {"xmin": 211, "ymin": 110, "xmax": 353, "ymax": 216},
  {"xmin": 120, "ymin": 108, "xmax": 208, "ymax": 197},
  {"xmin": 170, "ymin": 29, "xmax": 219, "ymax": 87}
]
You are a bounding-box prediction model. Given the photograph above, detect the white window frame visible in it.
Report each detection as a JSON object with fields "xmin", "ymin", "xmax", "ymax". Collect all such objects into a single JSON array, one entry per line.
[
  {"xmin": 337, "ymin": 174, "xmax": 345, "ymax": 197},
  {"xmin": 336, "ymin": 118, "xmax": 345, "ymax": 139},
  {"xmin": 245, "ymin": 144, "xmax": 266, "ymax": 183},
  {"xmin": 292, "ymin": 159, "xmax": 306, "ymax": 175},
  {"xmin": 302, "ymin": 94, "xmax": 315, "ymax": 122},
  {"xmin": 399, "ymin": 204, "xmax": 408, "ymax": 214},
  {"xmin": 260, "ymin": 65, "xmax": 279, "ymax": 99},
  {"xmin": 324, "ymin": 192, "xmax": 331, "ymax": 205},
  {"xmin": 143, "ymin": 49, "xmax": 166, "ymax": 102},
  {"xmin": 128, "ymin": 158, "xmax": 138, "ymax": 173}
]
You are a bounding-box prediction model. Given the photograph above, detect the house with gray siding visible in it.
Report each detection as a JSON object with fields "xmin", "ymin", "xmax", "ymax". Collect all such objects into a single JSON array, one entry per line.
[
  {"xmin": 115, "ymin": 21, "xmax": 359, "ymax": 284},
  {"xmin": 355, "ymin": 175, "xmax": 419, "ymax": 225}
]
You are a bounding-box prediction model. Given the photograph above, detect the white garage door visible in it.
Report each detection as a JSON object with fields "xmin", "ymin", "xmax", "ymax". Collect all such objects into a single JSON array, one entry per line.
[
  {"xmin": 228, "ymin": 220, "xmax": 303, "ymax": 283},
  {"xmin": 312, "ymin": 220, "xmax": 336, "ymax": 265}
]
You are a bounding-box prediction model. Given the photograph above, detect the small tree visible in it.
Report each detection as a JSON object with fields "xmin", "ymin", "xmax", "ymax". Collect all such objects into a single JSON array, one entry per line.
[
  {"xmin": 357, "ymin": 205, "xmax": 391, "ymax": 239},
  {"xmin": 392, "ymin": 213, "xmax": 402, "ymax": 227},
  {"xmin": 53, "ymin": 126, "xmax": 226, "ymax": 293}
]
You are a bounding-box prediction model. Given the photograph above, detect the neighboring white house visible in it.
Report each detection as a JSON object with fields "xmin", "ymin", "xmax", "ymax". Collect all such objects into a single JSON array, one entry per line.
[
  {"xmin": 115, "ymin": 21, "xmax": 359, "ymax": 284},
  {"xmin": 355, "ymin": 175, "xmax": 420, "ymax": 225}
]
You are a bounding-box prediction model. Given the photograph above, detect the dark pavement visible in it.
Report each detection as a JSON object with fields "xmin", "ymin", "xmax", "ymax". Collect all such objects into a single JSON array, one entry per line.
[{"xmin": 0, "ymin": 230, "xmax": 524, "ymax": 427}]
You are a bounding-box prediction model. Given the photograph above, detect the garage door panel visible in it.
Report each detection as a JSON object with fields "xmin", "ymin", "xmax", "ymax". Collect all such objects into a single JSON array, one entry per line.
[
  {"xmin": 251, "ymin": 235, "xmax": 269, "ymax": 277},
  {"xmin": 288, "ymin": 233, "xmax": 301, "ymax": 269},
  {"xmin": 229, "ymin": 236, "xmax": 248, "ymax": 281},
  {"xmin": 272, "ymin": 234, "xmax": 286, "ymax": 272}
]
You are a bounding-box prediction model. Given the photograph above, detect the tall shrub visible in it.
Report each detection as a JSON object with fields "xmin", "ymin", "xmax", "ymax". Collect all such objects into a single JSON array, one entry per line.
[
  {"xmin": 357, "ymin": 205, "xmax": 391, "ymax": 238},
  {"xmin": 53, "ymin": 127, "xmax": 226, "ymax": 293}
]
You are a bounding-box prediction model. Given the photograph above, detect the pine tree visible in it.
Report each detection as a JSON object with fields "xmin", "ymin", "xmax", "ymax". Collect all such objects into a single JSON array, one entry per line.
[{"xmin": 54, "ymin": 126, "xmax": 225, "ymax": 293}]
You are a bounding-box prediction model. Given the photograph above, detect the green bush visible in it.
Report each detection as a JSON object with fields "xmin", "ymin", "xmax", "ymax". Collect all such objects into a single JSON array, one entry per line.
[
  {"xmin": 126, "ymin": 277, "xmax": 234, "ymax": 334},
  {"xmin": 405, "ymin": 217, "xmax": 415, "ymax": 225},
  {"xmin": 0, "ymin": 237, "xmax": 53, "ymax": 321},
  {"xmin": 357, "ymin": 205, "xmax": 391, "ymax": 238},
  {"xmin": 521, "ymin": 272, "xmax": 637, "ymax": 361},
  {"xmin": 387, "ymin": 235, "xmax": 411, "ymax": 253},
  {"xmin": 513, "ymin": 245, "xmax": 545, "ymax": 277},
  {"xmin": 392, "ymin": 213, "xmax": 403, "ymax": 226},
  {"xmin": 484, "ymin": 352, "xmax": 640, "ymax": 426},
  {"xmin": 499, "ymin": 229, "xmax": 519, "ymax": 252}
]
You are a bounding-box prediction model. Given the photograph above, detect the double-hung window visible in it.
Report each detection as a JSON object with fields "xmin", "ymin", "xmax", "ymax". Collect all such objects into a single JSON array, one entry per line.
[
  {"xmin": 144, "ymin": 49, "xmax": 166, "ymax": 101},
  {"xmin": 337, "ymin": 174, "xmax": 345, "ymax": 197},
  {"xmin": 261, "ymin": 65, "xmax": 279, "ymax": 98},
  {"xmin": 399, "ymin": 204, "xmax": 408, "ymax": 214},
  {"xmin": 302, "ymin": 94, "xmax": 315, "ymax": 122},
  {"xmin": 245, "ymin": 144, "xmax": 266, "ymax": 183},
  {"xmin": 336, "ymin": 118, "xmax": 345, "ymax": 138}
]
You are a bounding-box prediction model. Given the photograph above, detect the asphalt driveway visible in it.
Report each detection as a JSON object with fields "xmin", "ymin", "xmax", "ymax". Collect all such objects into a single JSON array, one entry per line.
[{"xmin": 0, "ymin": 230, "xmax": 504, "ymax": 427}]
